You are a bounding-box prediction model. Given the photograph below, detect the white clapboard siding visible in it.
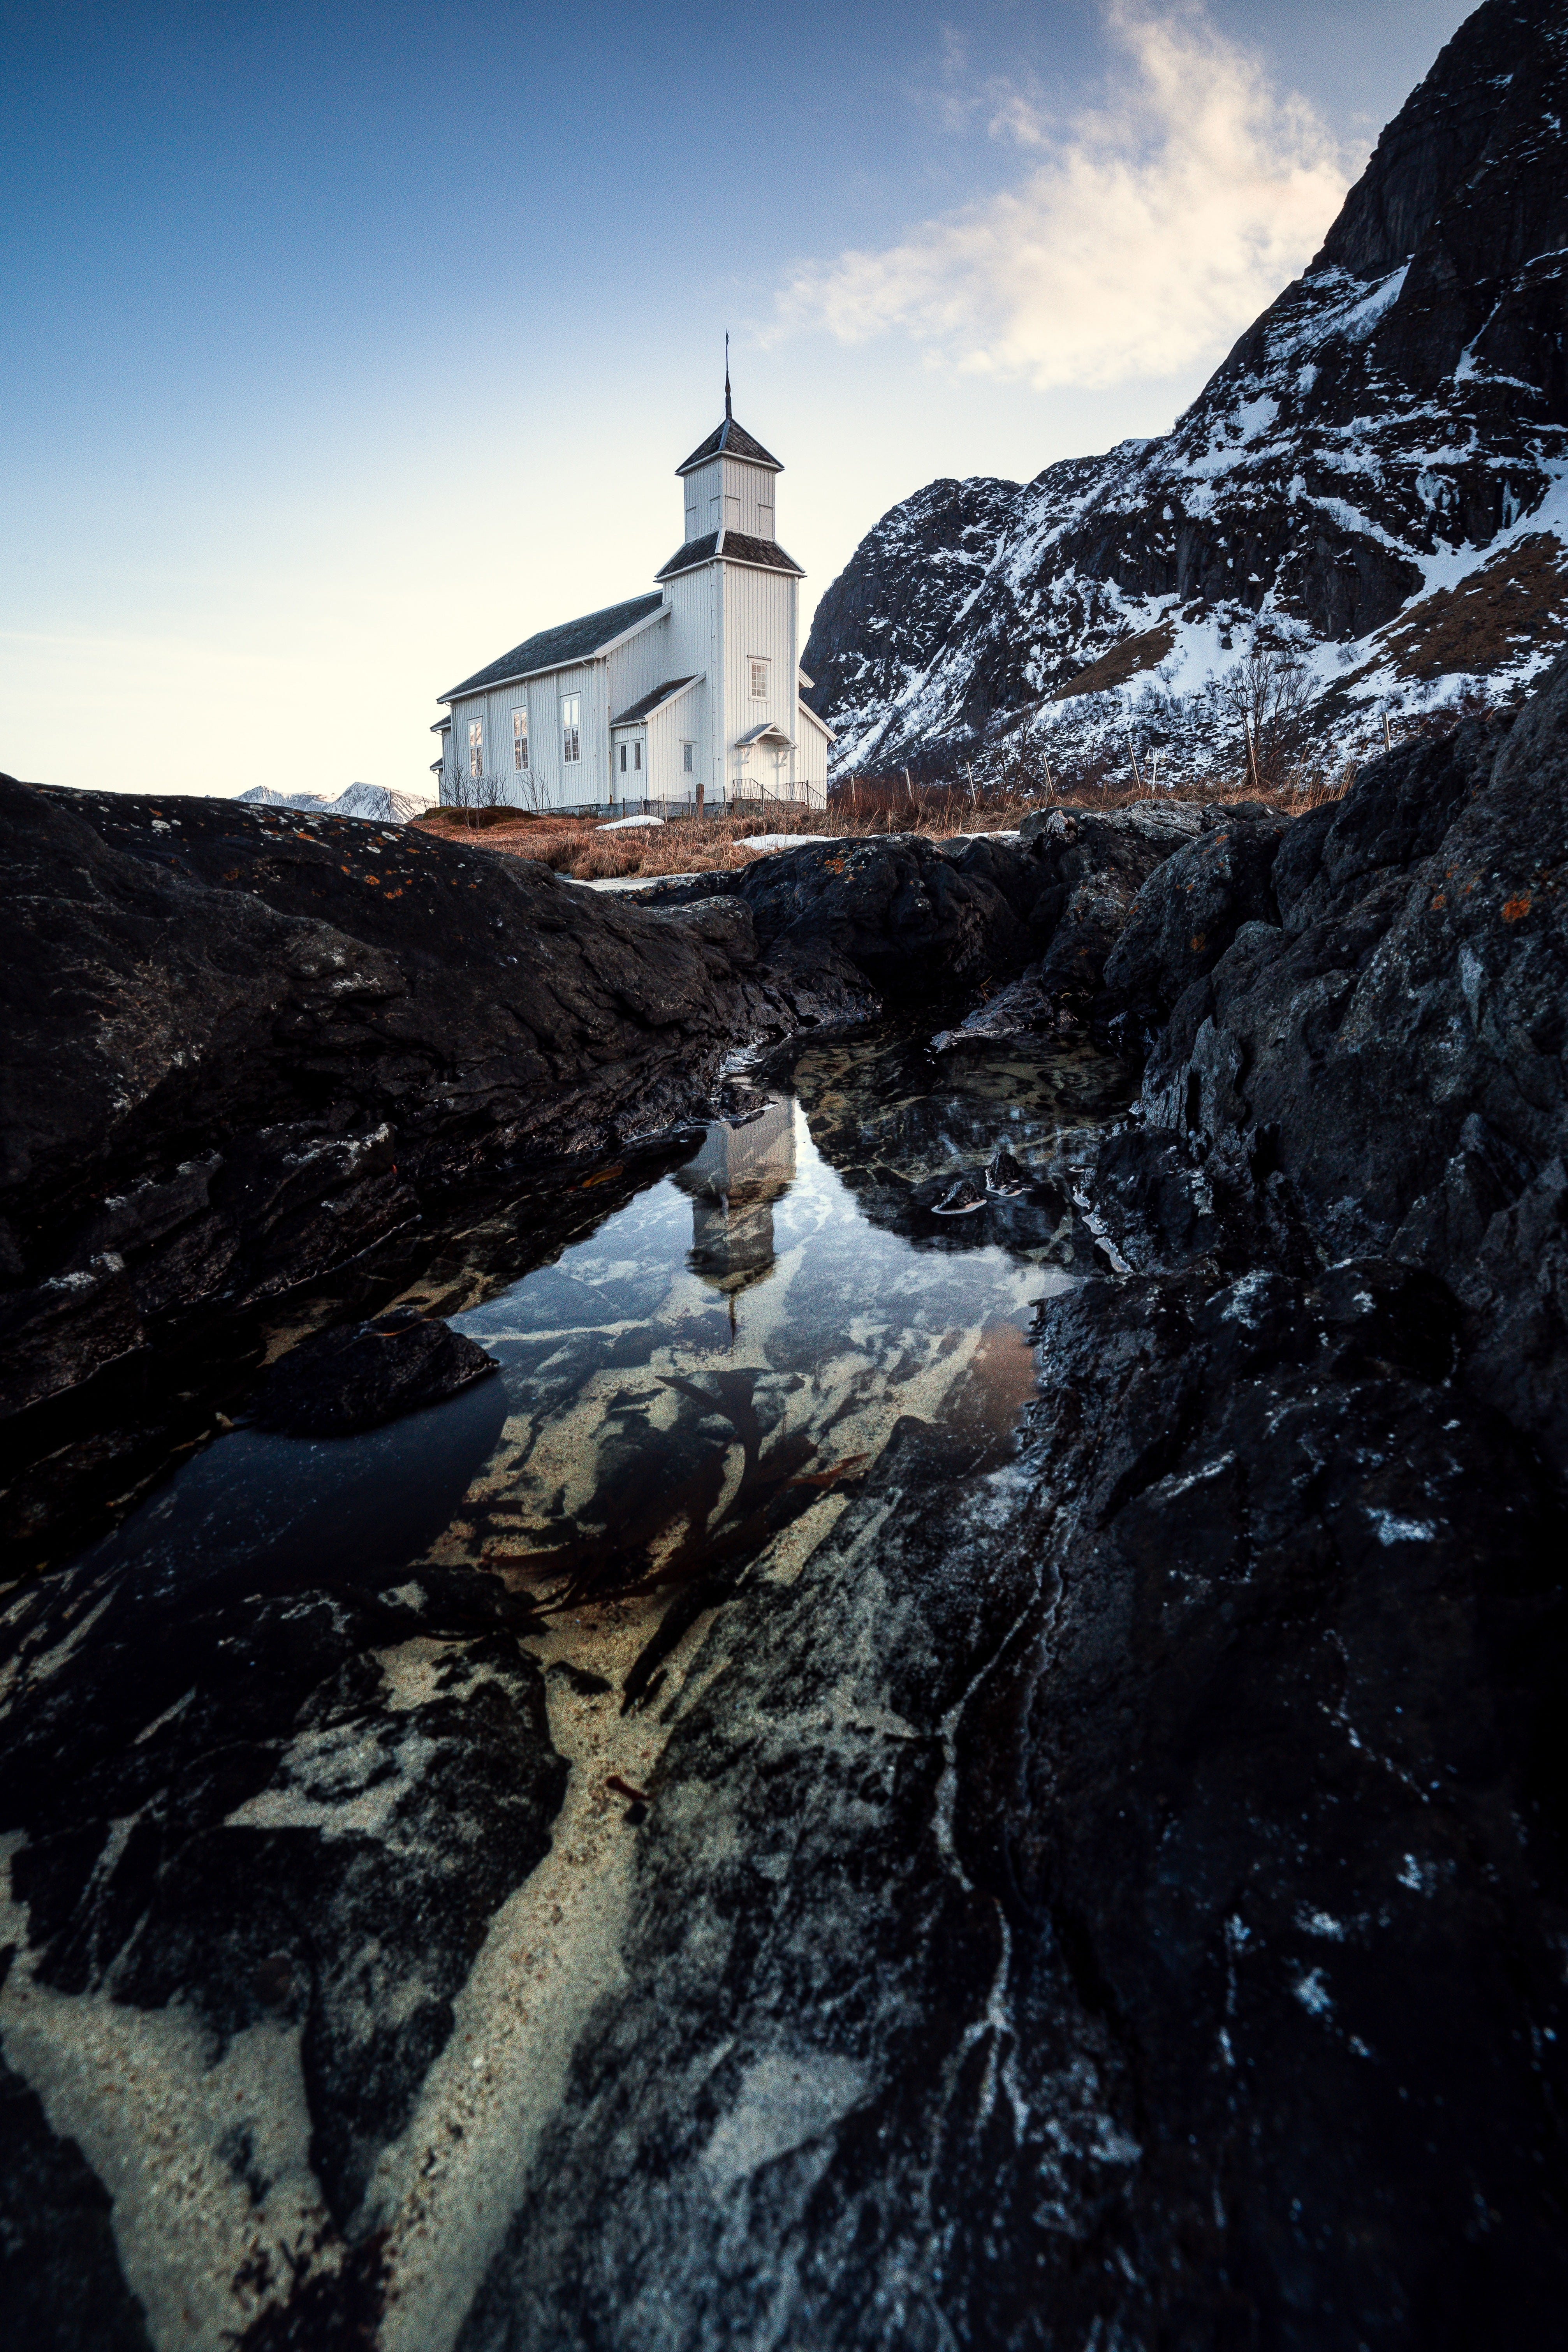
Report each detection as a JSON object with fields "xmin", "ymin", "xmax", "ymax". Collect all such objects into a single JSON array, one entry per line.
[
  {"xmin": 685, "ymin": 459, "xmax": 722, "ymax": 537},
  {"xmin": 604, "ymin": 612, "xmax": 673, "ymax": 727},
  {"xmin": 661, "ymin": 565, "xmax": 721, "ymax": 798},
  {"xmin": 645, "ymin": 678, "xmax": 703, "ymax": 797},
  {"xmin": 490, "ymin": 666, "xmax": 598, "ymax": 810},
  {"xmin": 725, "ymin": 458, "xmax": 775, "ymax": 538},
  {"xmin": 723, "ymin": 558, "xmax": 797, "ymax": 799},
  {"xmin": 439, "ymin": 405, "xmax": 811, "ymax": 810}
]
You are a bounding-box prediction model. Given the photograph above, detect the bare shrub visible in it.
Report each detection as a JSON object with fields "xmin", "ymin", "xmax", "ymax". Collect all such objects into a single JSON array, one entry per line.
[
  {"xmin": 1217, "ymin": 636, "xmax": 1316, "ymax": 790},
  {"xmin": 440, "ymin": 754, "xmax": 517, "ymax": 830}
]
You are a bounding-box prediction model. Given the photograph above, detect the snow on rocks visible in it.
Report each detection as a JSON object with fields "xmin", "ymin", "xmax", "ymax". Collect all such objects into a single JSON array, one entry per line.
[{"xmin": 803, "ymin": 4, "xmax": 1568, "ymax": 789}]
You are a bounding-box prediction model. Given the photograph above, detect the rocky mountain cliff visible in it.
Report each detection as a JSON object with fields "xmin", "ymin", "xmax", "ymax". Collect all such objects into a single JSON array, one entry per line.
[{"xmin": 803, "ymin": 0, "xmax": 1568, "ymax": 784}]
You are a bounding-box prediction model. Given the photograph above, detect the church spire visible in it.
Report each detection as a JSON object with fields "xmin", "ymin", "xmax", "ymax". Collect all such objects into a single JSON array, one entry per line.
[{"xmin": 724, "ymin": 331, "xmax": 732, "ymax": 422}]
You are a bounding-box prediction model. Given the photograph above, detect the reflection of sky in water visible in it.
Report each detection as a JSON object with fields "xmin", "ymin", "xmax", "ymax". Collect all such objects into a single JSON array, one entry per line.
[
  {"xmin": 445, "ymin": 1028, "xmax": 1127, "ymax": 1614},
  {"xmin": 69, "ymin": 1026, "xmax": 1130, "ymax": 1620}
]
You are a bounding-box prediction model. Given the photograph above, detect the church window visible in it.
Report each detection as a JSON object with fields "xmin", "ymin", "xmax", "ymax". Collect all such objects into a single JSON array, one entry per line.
[
  {"xmin": 468, "ymin": 718, "xmax": 483, "ymax": 778},
  {"xmin": 634, "ymin": 742, "xmax": 642, "ymax": 772},
  {"xmin": 619, "ymin": 743, "xmax": 627, "ymax": 774},
  {"xmin": 725, "ymin": 494, "xmax": 741, "ymax": 530},
  {"xmin": 750, "ymin": 658, "xmax": 769, "ymax": 700},
  {"xmin": 561, "ymin": 694, "xmax": 581, "ymax": 764},
  {"xmin": 512, "ymin": 708, "xmax": 528, "ymax": 771},
  {"xmin": 682, "ymin": 742, "xmax": 695, "ymax": 775}
]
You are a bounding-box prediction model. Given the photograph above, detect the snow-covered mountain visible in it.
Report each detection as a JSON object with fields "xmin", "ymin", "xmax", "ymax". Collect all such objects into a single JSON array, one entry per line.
[
  {"xmin": 236, "ymin": 782, "xmax": 432, "ymax": 824},
  {"xmin": 802, "ymin": 0, "xmax": 1568, "ymax": 786}
]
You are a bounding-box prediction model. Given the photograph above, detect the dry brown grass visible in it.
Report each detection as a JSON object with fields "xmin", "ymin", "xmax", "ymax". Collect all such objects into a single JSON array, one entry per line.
[{"xmin": 412, "ymin": 769, "xmax": 1351, "ymax": 884}]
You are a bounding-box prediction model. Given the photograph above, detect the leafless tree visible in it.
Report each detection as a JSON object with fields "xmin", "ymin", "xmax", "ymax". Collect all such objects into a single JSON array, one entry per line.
[
  {"xmin": 440, "ymin": 756, "xmax": 515, "ymax": 829},
  {"xmin": 1217, "ymin": 635, "xmax": 1317, "ymax": 790}
]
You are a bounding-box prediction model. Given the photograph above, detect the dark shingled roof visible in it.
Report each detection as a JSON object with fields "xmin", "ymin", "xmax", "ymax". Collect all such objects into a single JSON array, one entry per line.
[
  {"xmin": 611, "ymin": 676, "xmax": 700, "ymax": 727},
  {"xmin": 655, "ymin": 532, "xmax": 718, "ymax": 581},
  {"xmin": 442, "ymin": 592, "xmax": 665, "ymax": 700},
  {"xmin": 655, "ymin": 531, "xmax": 804, "ymax": 583},
  {"xmin": 725, "ymin": 532, "xmax": 804, "ymax": 577},
  {"xmin": 676, "ymin": 415, "xmax": 783, "ymax": 476}
]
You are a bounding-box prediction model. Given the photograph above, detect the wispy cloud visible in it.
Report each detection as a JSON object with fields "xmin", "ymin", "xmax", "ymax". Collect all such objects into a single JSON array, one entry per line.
[{"xmin": 771, "ymin": 5, "xmax": 1355, "ymax": 391}]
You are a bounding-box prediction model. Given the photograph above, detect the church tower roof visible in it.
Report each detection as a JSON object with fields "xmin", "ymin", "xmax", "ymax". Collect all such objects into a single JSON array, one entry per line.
[
  {"xmin": 675, "ymin": 414, "xmax": 783, "ymax": 477},
  {"xmin": 677, "ymin": 343, "xmax": 781, "ymax": 475}
]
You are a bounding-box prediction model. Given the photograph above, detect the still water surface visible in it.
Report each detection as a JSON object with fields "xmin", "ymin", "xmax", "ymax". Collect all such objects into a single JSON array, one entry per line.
[{"xmin": 85, "ymin": 1023, "xmax": 1133, "ymax": 1628}]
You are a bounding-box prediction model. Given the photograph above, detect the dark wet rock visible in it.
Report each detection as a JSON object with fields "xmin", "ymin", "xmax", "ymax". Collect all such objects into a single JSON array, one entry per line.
[
  {"xmin": 0, "ymin": 1554, "xmax": 566, "ymax": 2237},
  {"xmin": 1019, "ymin": 803, "xmax": 1206, "ymax": 1003},
  {"xmin": 651, "ymin": 831, "xmax": 1035, "ymax": 996},
  {"xmin": 1102, "ymin": 805, "xmax": 1289, "ymax": 1020},
  {"xmin": 249, "ymin": 1308, "xmax": 499, "ymax": 1436},
  {"xmin": 1271, "ymin": 717, "xmax": 1501, "ymax": 932},
  {"xmin": 1083, "ymin": 1125, "xmax": 1223, "ymax": 1272},
  {"xmin": 1142, "ymin": 647, "xmax": 1568, "ymax": 1469},
  {"xmin": 0, "ymin": 779, "xmax": 858, "ymax": 1426},
  {"xmin": 984, "ymin": 1145, "xmax": 1029, "ymax": 1196},
  {"xmin": 932, "ymin": 1172, "xmax": 987, "ymax": 1216},
  {"xmin": 931, "ymin": 975, "xmax": 1060, "ymax": 1051},
  {"xmin": 0, "ymin": 2043, "xmax": 153, "ymax": 2350},
  {"xmin": 455, "ymin": 1253, "xmax": 1568, "ymax": 2352}
]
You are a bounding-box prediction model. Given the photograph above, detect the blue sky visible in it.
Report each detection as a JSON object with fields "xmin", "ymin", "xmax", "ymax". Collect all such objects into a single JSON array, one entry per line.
[{"xmin": 2, "ymin": 0, "xmax": 1475, "ymax": 797}]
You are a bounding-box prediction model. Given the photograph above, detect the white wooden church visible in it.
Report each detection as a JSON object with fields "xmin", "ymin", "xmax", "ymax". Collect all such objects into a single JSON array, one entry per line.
[{"xmin": 432, "ymin": 387, "xmax": 834, "ymax": 812}]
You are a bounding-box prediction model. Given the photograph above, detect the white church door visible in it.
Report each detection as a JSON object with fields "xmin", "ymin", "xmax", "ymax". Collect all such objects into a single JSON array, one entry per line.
[{"xmin": 614, "ymin": 732, "xmax": 648, "ymax": 805}]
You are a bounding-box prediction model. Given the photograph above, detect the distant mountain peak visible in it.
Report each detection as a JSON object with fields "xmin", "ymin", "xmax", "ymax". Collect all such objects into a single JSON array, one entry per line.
[
  {"xmin": 236, "ymin": 783, "xmax": 431, "ymax": 824},
  {"xmin": 804, "ymin": 0, "xmax": 1568, "ymax": 785}
]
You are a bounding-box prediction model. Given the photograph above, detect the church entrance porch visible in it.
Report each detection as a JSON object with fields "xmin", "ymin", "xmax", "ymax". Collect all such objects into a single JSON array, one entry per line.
[{"xmin": 612, "ymin": 729, "xmax": 648, "ymax": 791}]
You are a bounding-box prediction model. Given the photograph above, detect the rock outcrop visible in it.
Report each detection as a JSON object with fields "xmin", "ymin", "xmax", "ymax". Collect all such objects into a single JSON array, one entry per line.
[
  {"xmin": 653, "ymin": 808, "xmax": 1205, "ymax": 1018},
  {"xmin": 248, "ymin": 1306, "xmax": 499, "ymax": 1436},
  {"xmin": 646, "ymin": 830, "xmax": 1036, "ymax": 991},
  {"xmin": 447, "ymin": 1261, "xmax": 1564, "ymax": 2352},
  {"xmin": 452, "ymin": 651, "xmax": 1568, "ymax": 2351},
  {"xmin": 0, "ymin": 780, "xmax": 848, "ymax": 1422},
  {"xmin": 2, "ymin": 647, "xmax": 1567, "ymax": 2347},
  {"xmin": 1100, "ymin": 802, "xmax": 1291, "ymax": 1025},
  {"xmin": 804, "ymin": 0, "xmax": 1568, "ymax": 779},
  {"xmin": 1129, "ymin": 671, "xmax": 1568, "ymax": 1469}
]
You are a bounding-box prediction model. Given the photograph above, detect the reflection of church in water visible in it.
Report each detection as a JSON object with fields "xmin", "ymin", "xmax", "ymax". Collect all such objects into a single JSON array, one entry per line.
[{"xmin": 674, "ymin": 1099, "xmax": 797, "ymax": 1294}]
